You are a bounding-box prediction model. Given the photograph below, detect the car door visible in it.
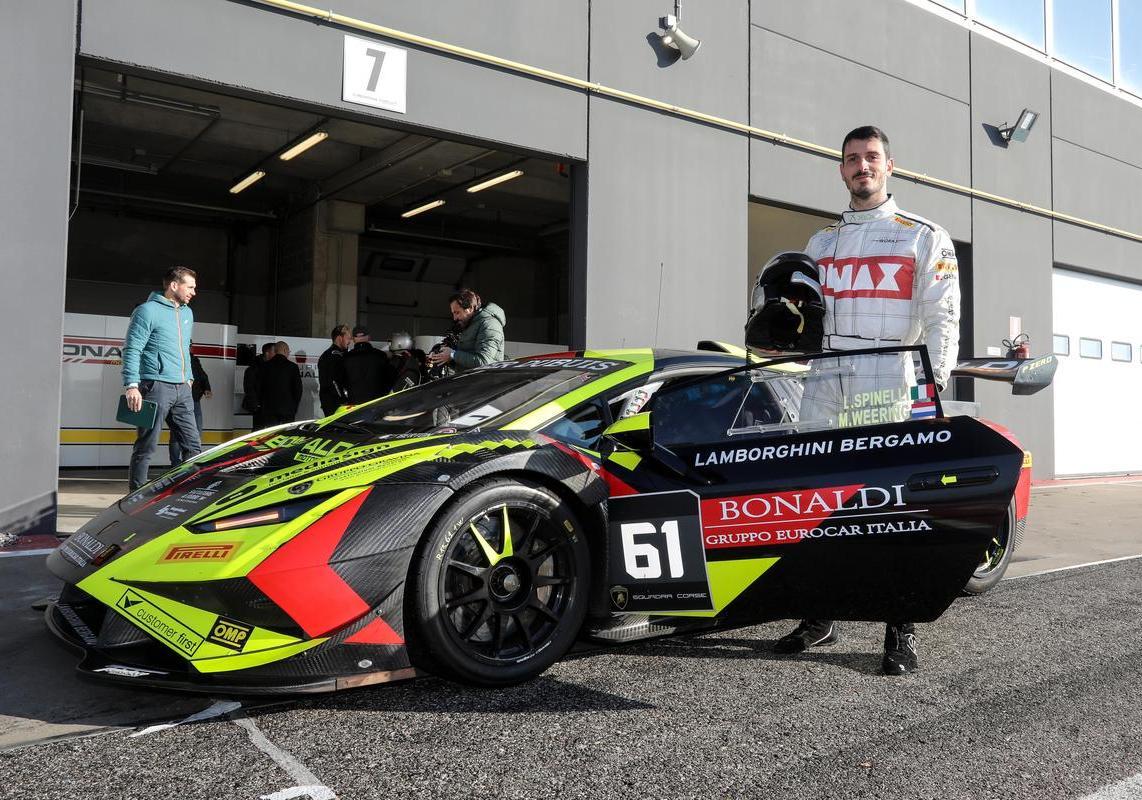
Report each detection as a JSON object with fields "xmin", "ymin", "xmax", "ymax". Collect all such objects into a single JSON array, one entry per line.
[{"xmin": 604, "ymin": 347, "xmax": 1024, "ymax": 624}]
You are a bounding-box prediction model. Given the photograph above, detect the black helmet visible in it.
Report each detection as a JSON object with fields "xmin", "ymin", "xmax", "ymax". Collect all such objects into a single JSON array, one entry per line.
[{"xmin": 744, "ymin": 251, "xmax": 825, "ymax": 352}]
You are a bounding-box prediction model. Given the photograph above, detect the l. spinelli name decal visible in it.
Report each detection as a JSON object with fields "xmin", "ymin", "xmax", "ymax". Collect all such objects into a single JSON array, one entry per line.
[{"xmin": 700, "ymin": 484, "xmax": 930, "ymax": 548}]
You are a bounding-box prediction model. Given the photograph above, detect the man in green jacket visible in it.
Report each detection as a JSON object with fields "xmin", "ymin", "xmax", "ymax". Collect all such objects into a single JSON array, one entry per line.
[
  {"xmin": 122, "ymin": 267, "xmax": 201, "ymax": 490},
  {"xmin": 426, "ymin": 288, "xmax": 507, "ymax": 371}
]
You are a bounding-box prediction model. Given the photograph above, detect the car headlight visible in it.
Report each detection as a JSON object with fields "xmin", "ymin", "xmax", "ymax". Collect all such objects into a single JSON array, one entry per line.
[{"xmin": 190, "ymin": 494, "xmax": 332, "ymax": 533}]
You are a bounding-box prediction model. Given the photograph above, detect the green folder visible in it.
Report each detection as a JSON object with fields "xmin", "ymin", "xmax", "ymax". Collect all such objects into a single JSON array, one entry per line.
[{"xmin": 116, "ymin": 395, "xmax": 158, "ymax": 430}]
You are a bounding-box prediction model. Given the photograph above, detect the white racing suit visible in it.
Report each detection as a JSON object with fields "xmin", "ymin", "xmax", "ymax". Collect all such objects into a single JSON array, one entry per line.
[{"xmin": 799, "ymin": 196, "xmax": 960, "ymax": 427}]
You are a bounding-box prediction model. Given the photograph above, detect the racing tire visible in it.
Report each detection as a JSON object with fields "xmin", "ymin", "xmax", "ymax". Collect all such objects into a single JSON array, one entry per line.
[
  {"xmin": 963, "ymin": 499, "xmax": 1017, "ymax": 596},
  {"xmin": 408, "ymin": 477, "xmax": 590, "ymax": 686}
]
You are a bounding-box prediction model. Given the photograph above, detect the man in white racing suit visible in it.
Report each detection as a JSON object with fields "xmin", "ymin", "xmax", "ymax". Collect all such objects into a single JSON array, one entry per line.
[{"xmin": 773, "ymin": 125, "xmax": 961, "ymax": 675}]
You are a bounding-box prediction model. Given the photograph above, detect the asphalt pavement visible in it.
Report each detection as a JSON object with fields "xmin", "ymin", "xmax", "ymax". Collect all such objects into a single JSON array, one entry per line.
[{"xmin": 1, "ymin": 478, "xmax": 1140, "ymax": 799}]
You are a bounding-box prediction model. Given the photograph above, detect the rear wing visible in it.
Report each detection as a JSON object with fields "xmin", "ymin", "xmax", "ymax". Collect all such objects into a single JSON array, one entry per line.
[
  {"xmin": 950, "ymin": 355, "xmax": 1057, "ymax": 396},
  {"xmin": 698, "ymin": 341, "xmax": 1057, "ymax": 395}
]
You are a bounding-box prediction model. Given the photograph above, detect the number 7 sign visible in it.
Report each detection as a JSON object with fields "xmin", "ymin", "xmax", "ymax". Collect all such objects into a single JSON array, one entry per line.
[{"xmin": 343, "ymin": 35, "xmax": 407, "ymax": 114}]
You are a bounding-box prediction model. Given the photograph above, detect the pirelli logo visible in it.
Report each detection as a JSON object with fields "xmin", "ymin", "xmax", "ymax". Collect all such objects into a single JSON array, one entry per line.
[
  {"xmin": 207, "ymin": 616, "xmax": 253, "ymax": 652},
  {"xmin": 159, "ymin": 543, "xmax": 239, "ymax": 563}
]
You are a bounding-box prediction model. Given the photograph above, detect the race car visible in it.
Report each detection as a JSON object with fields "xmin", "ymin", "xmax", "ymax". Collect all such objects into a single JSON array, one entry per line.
[{"xmin": 44, "ymin": 345, "xmax": 1054, "ymax": 692}]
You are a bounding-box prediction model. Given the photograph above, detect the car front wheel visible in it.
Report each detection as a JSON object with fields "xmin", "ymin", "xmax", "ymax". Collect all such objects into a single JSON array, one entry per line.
[{"xmin": 408, "ymin": 478, "xmax": 589, "ymax": 686}]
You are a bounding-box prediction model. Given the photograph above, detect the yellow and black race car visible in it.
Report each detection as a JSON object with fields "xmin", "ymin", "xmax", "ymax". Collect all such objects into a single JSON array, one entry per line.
[{"xmin": 45, "ymin": 345, "xmax": 1052, "ymax": 692}]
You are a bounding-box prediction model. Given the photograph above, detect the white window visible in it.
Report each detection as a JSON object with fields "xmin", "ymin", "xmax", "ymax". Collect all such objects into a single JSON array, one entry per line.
[
  {"xmin": 1053, "ymin": 0, "xmax": 1113, "ymax": 81},
  {"xmin": 1079, "ymin": 337, "xmax": 1103, "ymax": 359},
  {"xmin": 1053, "ymin": 334, "xmax": 1070, "ymax": 356},
  {"xmin": 1111, "ymin": 342, "xmax": 1133, "ymax": 362},
  {"xmin": 976, "ymin": 0, "xmax": 1046, "ymax": 49}
]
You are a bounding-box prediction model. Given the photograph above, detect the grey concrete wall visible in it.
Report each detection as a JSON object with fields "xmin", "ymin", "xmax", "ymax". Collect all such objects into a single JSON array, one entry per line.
[
  {"xmin": 583, "ymin": 0, "xmax": 749, "ymax": 350},
  {"xmin": 0, "ymin": 3, "xmax": 76, "ymax": 535},
  {"xmin": 970, "ymin": 206, "xmax": 1055, "ymax": 472},
  {"xmin": 79, "ymin": 0, "xmax": 588, "ymax": 160},
  {"xmin": 968, "ymin": 34, "xmax": 1055, "ymax": 477},
  {"xmin": 749, "ymin": 0, "xmax": 972, "ymax": 239},
  {"xmin": 1050, "ymin": 77, "xmax": 1142, "ymax": 279}
]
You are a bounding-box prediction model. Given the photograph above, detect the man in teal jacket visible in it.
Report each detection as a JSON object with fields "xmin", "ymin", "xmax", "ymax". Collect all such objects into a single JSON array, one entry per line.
[
  {"xmin": 425, "ymin": 288, "xmax": 507, "ymax": 371},
  {"xmin": 122, "ymin": 267, "xmax": 201, "ymax": 490}
]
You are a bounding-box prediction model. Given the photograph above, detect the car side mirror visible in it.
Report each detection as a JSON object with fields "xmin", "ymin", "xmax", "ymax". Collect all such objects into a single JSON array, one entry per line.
[{"xmin": 600, "ymin": 411, "xmax": 653, "ymax": 456}]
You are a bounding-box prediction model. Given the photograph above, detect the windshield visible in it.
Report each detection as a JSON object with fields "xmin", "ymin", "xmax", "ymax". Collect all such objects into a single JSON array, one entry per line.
[{"xmin": 326, "ymin": 368, "xmax": 599, "ymax": 435}]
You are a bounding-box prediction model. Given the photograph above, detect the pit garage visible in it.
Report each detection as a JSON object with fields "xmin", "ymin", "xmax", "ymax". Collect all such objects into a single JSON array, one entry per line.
[
  {"xmin": 62, "ymin": 65, "xmax": 575, "ymax": 466},
  {"xmin": 746, "ymin": 200, "xmax": 976, "ymax": 401}
]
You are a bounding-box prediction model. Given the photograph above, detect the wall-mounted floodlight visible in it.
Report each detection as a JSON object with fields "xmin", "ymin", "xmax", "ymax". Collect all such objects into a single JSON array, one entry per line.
[
  {"xmin": 998, "ymin": 109, "xmax": 1039, "ymax": 144},
  {"xmin": 659, "ymin": 1, "xmax": 701, "ymax": 60}
]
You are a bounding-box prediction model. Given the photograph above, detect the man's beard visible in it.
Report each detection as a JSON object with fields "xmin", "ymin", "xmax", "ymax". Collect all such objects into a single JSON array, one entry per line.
[{"xmin": 849, "ymin": 174, "xmax": 877, "ymax": 199}]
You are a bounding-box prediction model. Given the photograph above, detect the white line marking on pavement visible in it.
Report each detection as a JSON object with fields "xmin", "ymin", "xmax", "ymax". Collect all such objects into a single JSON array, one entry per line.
[
  {"xmin": 1007, "ymin": 553, "xmax": 1142, "ymax": 581},
  {"xmin": 1033, "ymin": 480, "xmax": 1142, "ymax": 490},
  {"xmin": 0, "ymin": 549, "xmax": 57, "ymax": 559},
  {"xmin": 129, "ymin": 699, "xmax": 242, "ymax": 737},
  {"xmin": 259, "ymin": 787, "xmax": 337, "ymax": 800},
  {"xmin": 233, "ymin": 714, "xmax": 337, "ymax": 800},
  {"xmin": 1077, "ymin": 772, "xmax": 1142, "ymax": 799}
]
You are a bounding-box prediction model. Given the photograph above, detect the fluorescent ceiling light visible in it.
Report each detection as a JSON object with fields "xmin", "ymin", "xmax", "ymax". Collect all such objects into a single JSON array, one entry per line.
[
  {"xmin": 401, "ymin": 199, "xmax": 445, "ymax": 218},
  {"xmin": 279, "ymin": 130, "xmax": 329, "ymax": 161},
  {"xmin": 466, "ymin": 169, "xmax": 524, "ymax": 193},
  {"xmin": 229, "ymin": 170, "xmax": 266, "ymax": 194}
]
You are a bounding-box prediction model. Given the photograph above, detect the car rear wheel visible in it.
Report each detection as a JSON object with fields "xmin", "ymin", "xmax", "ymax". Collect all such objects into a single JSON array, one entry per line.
[
  {"xmin": 408, "ymin": 478, "xmax": 589, "ymax": 686},
  {"xmin": 963, "ymin": 499, "xmax": 1017, "ymax": 595}
]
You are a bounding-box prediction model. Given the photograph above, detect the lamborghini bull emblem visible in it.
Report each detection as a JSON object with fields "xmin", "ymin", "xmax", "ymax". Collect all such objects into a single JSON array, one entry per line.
[{"xmin": 610, "ymin": 585, "xmax": 629, "ymax": 611}]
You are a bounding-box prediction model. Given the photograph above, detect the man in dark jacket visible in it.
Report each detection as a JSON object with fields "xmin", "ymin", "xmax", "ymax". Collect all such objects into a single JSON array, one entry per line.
[
  {"xmin": 243, "ymin": 342, "xmax": 275, "ymax": 431},
  {"xmin": 425, "ymin": 288, "xmax": 507, "ymax": 371},
  {"xmin": 168, "ymin": 349, "xmax": 212, "ymax": 464},
  {"xmin": 258, "ymin": 341, "xmax": 303, "ymax": 425},
  {"xmin": 343, "ymin": 325, "xmax": 395, "ymax": 404},
  {"xmin": 317, "ymin": 324, "xmax": 352, "ymax": 416}
]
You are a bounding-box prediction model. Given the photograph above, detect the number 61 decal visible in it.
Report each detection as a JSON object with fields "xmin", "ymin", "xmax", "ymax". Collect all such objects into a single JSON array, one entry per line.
[
  {"xmin": 620, "ymin": 520, "xmax": 683, "ymax": 580},
  {"xmin": 606, "ymin": 491, "xmax": 713, "ymax": 613}
]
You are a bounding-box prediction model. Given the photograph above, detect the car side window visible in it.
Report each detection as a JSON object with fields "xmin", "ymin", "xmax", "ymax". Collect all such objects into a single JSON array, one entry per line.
[
  {"xmin": 653, "ymin": 373, "xmax": 789, "ymax": 448},
  {"xmin": 542, "ymin": 400, "xmax": 608, "ymax": 450},
  {"xmin": 652, "ymin": 348, "xmax": 939, "ymax": 449}
]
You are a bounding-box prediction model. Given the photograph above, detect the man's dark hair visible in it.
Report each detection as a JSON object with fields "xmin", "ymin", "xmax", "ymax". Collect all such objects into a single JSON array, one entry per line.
[
  {"xmin": 261, "ymin": 342, "xmax": 275, "ymax": 355},
  {"xmin": 331, "ymin": 324, "xmax": 350, "ymax": 342},
  {"xmin": 163, "ymin": 266, "xmax": 197, "ymax": 287},
  {"xmin": 841, "ymin": 126, "xmax": 891, "ymax": 160},
  {"xmin": 449, "ymin": 288, "xmax": 481, "ymax": 311}
]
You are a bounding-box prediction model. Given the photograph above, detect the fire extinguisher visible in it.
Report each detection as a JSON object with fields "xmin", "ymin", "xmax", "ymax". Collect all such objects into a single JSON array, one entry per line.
[{"xmin": 1003, "ymin": 333, "xmax": 1030, "ymax": 359}]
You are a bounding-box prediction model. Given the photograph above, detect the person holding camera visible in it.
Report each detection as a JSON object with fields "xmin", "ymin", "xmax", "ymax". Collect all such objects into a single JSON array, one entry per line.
[{"xmin": 425, "ymin": 288, "xmax": 506, "ymax": 371}]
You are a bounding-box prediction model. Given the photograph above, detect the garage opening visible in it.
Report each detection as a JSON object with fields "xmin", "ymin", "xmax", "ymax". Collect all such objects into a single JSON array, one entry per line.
[
  {"xmin": 747, "ymin": 200, "xmax": 974, "ymax": 401},
  {"xmin": 62, "ymin": 66, "xmax": 575, "ymax": 467}
]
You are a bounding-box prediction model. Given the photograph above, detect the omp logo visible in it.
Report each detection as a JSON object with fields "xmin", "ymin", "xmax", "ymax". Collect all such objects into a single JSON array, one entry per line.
[
  {"xmin": 61, "ymin": 336, "xmax": 123, "ymax": 365},
  {"xmin": 159, "ymin": 543, "xmax": 239, "ymax": 563},
  {"xmin": 207, "ymin": 617, "xmax": 253, "ymax": 651},
  {"xmin": 818, "ymin": 256, "xmax": 915, "ymax": 300}
]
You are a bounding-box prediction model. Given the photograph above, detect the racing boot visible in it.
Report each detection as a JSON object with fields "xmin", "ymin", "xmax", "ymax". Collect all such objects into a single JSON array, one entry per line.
[
  {"xmin": 881, "ymin": 622, "xmax": 918, "ymax": 675},
  {"xmin": 772, "ymin": 619, "xmax": 839, "ymax": 655}
]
